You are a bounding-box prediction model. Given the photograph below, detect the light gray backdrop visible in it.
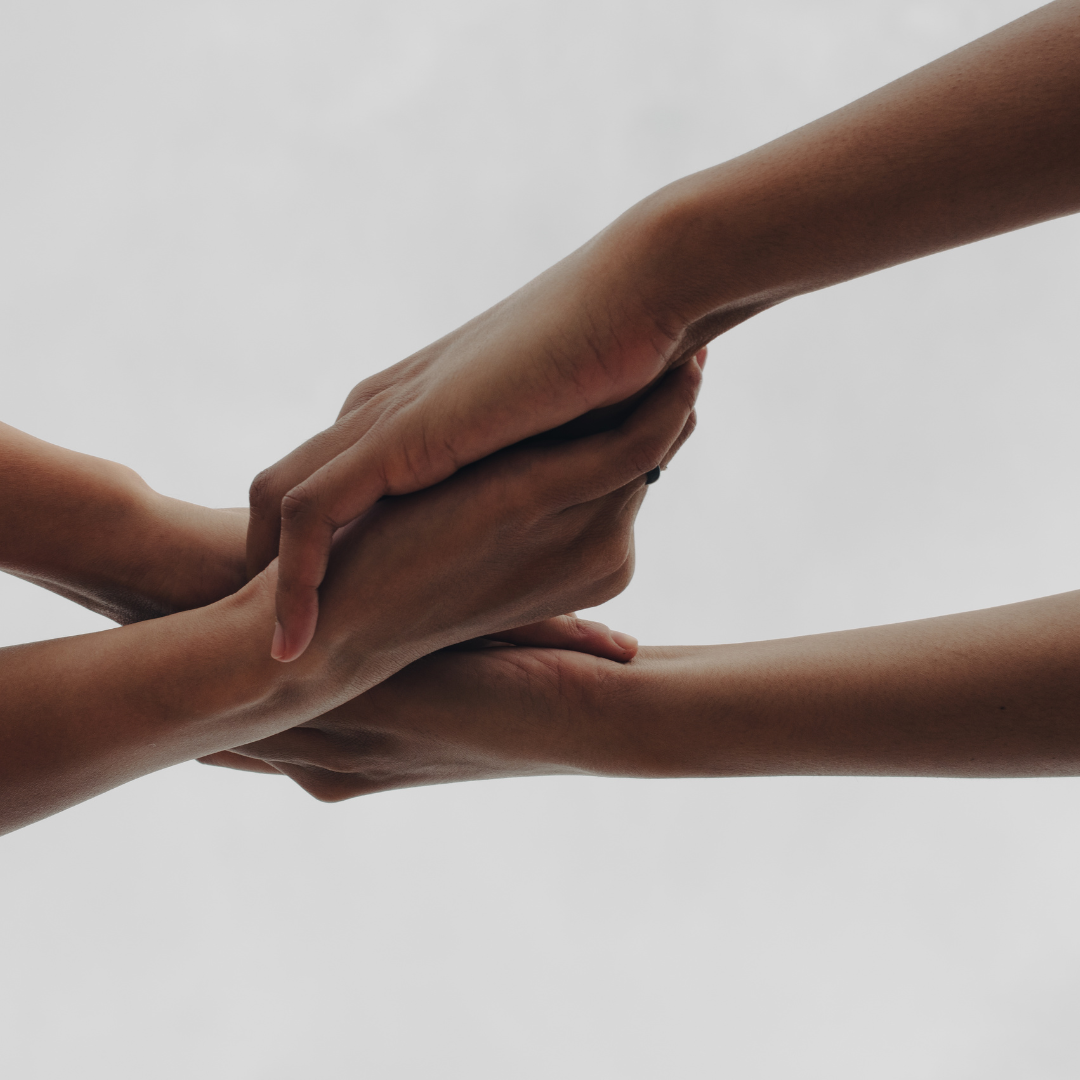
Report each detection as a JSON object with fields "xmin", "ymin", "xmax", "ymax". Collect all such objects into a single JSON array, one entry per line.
[{"xmin": 1, "ymin": 1, "xmax": 1078, "ymax": 1077}]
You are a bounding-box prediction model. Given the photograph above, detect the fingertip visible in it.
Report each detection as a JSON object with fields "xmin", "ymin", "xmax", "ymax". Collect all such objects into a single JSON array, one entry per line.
[
  {"xmin": 270, "ymin": 620, "xmax": 290, "ymax": 662},
  {"xmin": 685, "ymin": 352, "xmax": 704, "ymax": 387},
  {"xmin": 578, "ymin": 620, "xmax": 638, "ymax": 661},
  {"xmin": 271, "ymin": 620, "xmax": 311, "ymax": 663},
  {"xmin": 695, "ymin": 347, "xmax": 708, "ymax": 371}
]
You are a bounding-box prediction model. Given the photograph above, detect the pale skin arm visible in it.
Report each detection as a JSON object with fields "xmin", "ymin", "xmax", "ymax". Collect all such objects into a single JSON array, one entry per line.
[
  {"xmin": 205, "ymin": 590, "xmax": 1080, "ymax": 796},
  {"xmin": 250, "ymin": 0, "xmax": 1080, "ymax": 660}
]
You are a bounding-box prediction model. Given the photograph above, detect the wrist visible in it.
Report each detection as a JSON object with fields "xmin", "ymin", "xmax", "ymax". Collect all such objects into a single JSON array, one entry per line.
[
  {"xmin": 0, "ymin": 570, "xmax": 322, "ymax": 833},
  {"xmin": 0, "ymin": 449, "xmax": 160, "ymax": 621},
  {"xmin": 576, "ymin": 644, "xmax": 768, "ymax": 779},
  {"xmin": 159, "ymin": 571, "xmax": 343, "ymax": 744},
  {"xmin": 0, "ymin": 421, "xmax": 248, "ymax": 623},
  {"xmin": 122, "ymin": 492, "xmax": 248, "ymax": 619},
  {"xmin": 196, "ymin": 574, "xmax": 311, "ymax": 724},
  {"xmin": 573, "ymin": 646, "xmax": 704, "ymax": 777},
  {"xmin": 613, "ymin": 170, "xmax": 792, "ymax": 349}
]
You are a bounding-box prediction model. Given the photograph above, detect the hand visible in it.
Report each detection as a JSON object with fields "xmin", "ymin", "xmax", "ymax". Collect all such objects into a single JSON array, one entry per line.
[
  {"xmin": 251, "ymin": 1, "xmax": 1080, "ymax": 662},
  {"xmin": 247, "ymin": 191, "xmax": 710, "ymax": 659},
  {"xmin": 200, "ymin": 643, "xmax": 631, "ymax": 798},
  {"xmin": 288, "ymin": 358, "xmax": 702, "ymax": 699},
  {"xmin": 207, "ymin": 588, "xmax": 1080, "ymax": 793}
]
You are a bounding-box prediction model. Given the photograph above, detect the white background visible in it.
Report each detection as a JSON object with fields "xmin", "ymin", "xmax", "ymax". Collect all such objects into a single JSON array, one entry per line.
[{"xmin": 1, "ymin": 1, "xmax": 1079, "ymax": 1076}]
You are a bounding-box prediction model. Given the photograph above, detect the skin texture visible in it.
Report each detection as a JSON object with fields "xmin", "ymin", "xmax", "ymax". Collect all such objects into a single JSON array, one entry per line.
[
  {"xmin": 0, "ymin": 362, "xmax": 699, "ymax": 834},
  {"xmin": 249, "ymin": 0, "xmax": 1080, "ymax": 662},
  {"xmin": 205, "ymin": 591, "xmax": 1080, "ymax": 799},
  {"xmin": 0, "ymin": 421, "xmax": 248, "ymax": 624},
  {"xmin": 7, "ymin": 4, "xmax": 1080, "ymax": 827}
]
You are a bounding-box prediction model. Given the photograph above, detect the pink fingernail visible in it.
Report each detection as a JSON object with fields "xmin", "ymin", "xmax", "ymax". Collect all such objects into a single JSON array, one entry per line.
[
  {"xmin": 611, "ymin": 631, "xmax": 638, "ymax": 654},
  {"xmin": 271, "ymin": 621, "xmax": 289, "ymax": 661}
]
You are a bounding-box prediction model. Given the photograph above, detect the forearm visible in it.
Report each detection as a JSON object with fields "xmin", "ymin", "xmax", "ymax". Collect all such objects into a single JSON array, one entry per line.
[
  {"xmin": 0, "ymin": 577, "xmax": 321, "ymax": 834},
  {"xmin": 617, "ymin": 591, "xmax": 1080, "ymax": 779},
  {"xmin": 623, "ymin": 0, "xmax": 1080, "ymax": 342},
  {"xmin": 0, "ymin": 421, "xmax": 246, "ymax": 622}
]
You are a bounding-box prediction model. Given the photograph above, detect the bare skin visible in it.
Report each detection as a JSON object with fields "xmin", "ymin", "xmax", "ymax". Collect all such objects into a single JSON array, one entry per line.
[
  {"xmin": 9, "ymin": 4, "xmax": 1080, "ymax": 826},
  {"xmin": 248, "ymin": 0, "xmax": 1080, "ymax": 661},
  {"xmin": 0, "ymin": 361, "xmax": 700, "ymax": 834},
  {"xmin": 204, "ymin": 591, "xmax": 1080, "ymax": 798},
  {"xmin": 0, "ymin": 421, "xmax": 645, "ymax": 657},
  {"xmin": 0, "ymin": 421, "xmax": 249, "ymax": 624}
]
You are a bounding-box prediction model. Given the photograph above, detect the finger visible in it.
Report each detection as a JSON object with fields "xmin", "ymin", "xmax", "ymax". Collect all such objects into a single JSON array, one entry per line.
[
  {"xmin": 226, "ymin": 728, "xmax": 328, "ymax": 766},
  {"xmin": 197, "ymin": 751, "xmax": 285, "ymax": 775},
  {"xmin": 652, "ymin": 350, "xmax": 704, "ymax": 472},
  {"xmin": 247, "ymin": 419, "xmax": 376, "ymax": 579},
  {"xmin": 270, "ymin": 404, "xmax": 476, "ymax": 663},
  {"xmin": 202, "ymin": 747, "xmax": 378, "ymax": 802},
  {"xmin": 269, "ymin": 761, "xmax": 383, "ymax": 803},
  {"xmin": 487, "ymin": 615, "xmax": 638, "ymax": 661},
  {"xmin": 659, "ymin": 407, "xmax": 698, "ymax": 471},
  {"xmin": 269, "ymin": 432, "xmax": 403, "ymax": 661},
  {"xmin": 529, "ymin": 355, "xmax": 702, "ymax": 508}
]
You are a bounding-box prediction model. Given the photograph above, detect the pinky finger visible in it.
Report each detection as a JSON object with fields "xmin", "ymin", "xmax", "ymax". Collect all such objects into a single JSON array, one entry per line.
[{"xmin": 197, "ymin": 751, "xmax": 285, "ymax": 775}]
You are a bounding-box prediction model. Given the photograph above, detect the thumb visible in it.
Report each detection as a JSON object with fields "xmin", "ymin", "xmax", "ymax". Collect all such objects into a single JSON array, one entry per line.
[{"xmin": 487, "ymin": 615, "xmax": 638, "ymax": 662}]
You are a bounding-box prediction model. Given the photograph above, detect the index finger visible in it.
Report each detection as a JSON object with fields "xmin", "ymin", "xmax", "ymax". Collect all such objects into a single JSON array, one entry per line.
[
  {"xmin": 246, "ymin": 419, "xmax": 376, "ymax": 579},
  {"xmin": 268, "ymin": 437, "xmax": 395, "ymax": 662}
]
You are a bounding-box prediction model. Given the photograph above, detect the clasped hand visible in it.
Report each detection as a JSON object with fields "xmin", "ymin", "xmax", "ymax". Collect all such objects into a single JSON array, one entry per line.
[{"xmin": 204, "ymin": 357, "xmax": 702, "ymax": 790}]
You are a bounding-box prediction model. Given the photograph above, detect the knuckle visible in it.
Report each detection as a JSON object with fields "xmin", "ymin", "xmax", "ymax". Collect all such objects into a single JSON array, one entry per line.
[
  {"xmin": 681, "ymin": 368, "xmax": 702, "ymax": 405},
  {"xmin": 550, "ymin": 615, "xmax": 595, "ymax": 645},
  {"xmin": 564, "ymin": 616, "xmax": 594, "ymax": 641},
  {"xmin": 613, "ymin": 559, "xmax": 634, "ymax": 593},
  {"xmin": 580, "ymin": 580, "xmax": 617, "ymax": 611},
  {"xmin": 298, "ymin": 768, "xmax": 364, "ymax": 802},
  {"xmin": 312, "ymin": 746, "xmax": 363, "ymax": 774},
  {"xmin": 608, "ymin": 555, "xmax": 634, "ymax": 594},
  {"xmin": 590, "ymin": 562, "xmax": 633, "ymax": 606},
  {"xmin": 279, "ymin": 486, "xmax": 319, "ymax": 527},
  {"xmin": 625, "ymin": 437, "xmax": 665, "ymax": 477},
  {"xmin": 248, "ymin": 468, "xmax": 281, "ymax": 516},
  {"xmin": 587, "ymin": 529, "xmax": 632, "ymax": 580},
  {"xmin": 312, "ymin": 730, "xmax": 394, "ymax": 775}
]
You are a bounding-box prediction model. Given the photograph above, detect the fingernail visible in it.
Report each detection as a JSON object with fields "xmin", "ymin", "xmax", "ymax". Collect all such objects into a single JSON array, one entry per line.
[
  {"xmin": 271, "ymin": 621, "xmax": 289, "ymax": 662},
  {"xmin": 611, "ymin": 631, "xmax": 638, "ymax": 654},
  {"xmin": 696, "ymin": 347, "xmax": 708, "ymax": 370}
]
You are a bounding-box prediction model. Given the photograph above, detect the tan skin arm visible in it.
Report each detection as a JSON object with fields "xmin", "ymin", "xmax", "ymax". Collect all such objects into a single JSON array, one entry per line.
[
  {"xmin": 649, "ymin": 0, "xmax": 1080, "ymax": 341},
  {"xmin": 0, "ymin": 419, "xmax": 640, "ymax": 657},
  {"xmin": 0, "ymin": 363, "xmax": 699, "ymax": 834},
  {"xmin": 248, "ymin": 0, "xmax": 1080, "ymax": 661},
  {"xmin": 0, "ymin": 420, "xmax": 248, "ymax": 623},
  {"xmin": 206, "ymin": 590, "xmax": 1080, "ymax": 798}
]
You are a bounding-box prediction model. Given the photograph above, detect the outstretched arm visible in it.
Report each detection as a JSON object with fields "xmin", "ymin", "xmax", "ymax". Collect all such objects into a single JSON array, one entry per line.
[
  {"xmin": 206, "ymin": 589, "xmax": 1080, "ymax": 798},
  {"xmin": 0, "ymin": 420, "xmax": 639, "ymax": 660},
  {"xmin": 0, "ymin": 421, "xmax": 247, "ymax": 623},
  {"xmin": 644, "ymin": 0, "xmax": 1080, "ymax": 341},
  {"xmin": 0, "ymin": 363, "xmax": 699, "ymax": 833},
  {"xmin": 248, "ymin": 0, "xmax": 1080, "ymax": 660}
]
